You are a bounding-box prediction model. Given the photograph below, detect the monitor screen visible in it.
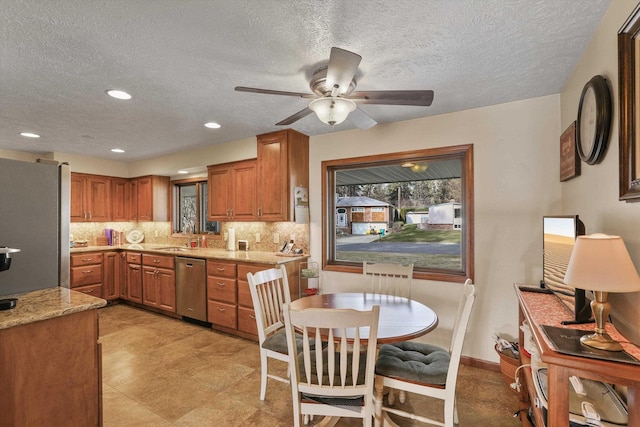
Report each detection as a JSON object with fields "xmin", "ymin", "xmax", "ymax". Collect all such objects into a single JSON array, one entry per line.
[{"xmin": 542, "ymin": 215, "xmax": 591, "ymax": 324}]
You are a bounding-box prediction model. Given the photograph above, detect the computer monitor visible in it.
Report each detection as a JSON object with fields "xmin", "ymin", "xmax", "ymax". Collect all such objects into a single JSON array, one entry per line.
[{"xmin": 541, "ymin": 215, "xmax": 592, "ymax": 324}]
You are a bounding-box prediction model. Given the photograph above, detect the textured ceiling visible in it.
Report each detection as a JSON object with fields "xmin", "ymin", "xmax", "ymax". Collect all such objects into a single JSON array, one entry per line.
[{"xmin": 0, "ymin": 0, "xmax": 610, "ymax": 165}]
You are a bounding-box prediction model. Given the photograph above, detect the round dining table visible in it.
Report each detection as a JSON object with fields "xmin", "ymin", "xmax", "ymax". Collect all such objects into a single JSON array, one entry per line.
[{"xmin": 288, "ymin": 292, "xmax": 438, "ymax": 344}]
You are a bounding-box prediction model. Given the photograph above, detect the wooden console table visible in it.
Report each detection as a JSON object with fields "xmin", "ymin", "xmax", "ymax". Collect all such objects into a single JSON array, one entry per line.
[{"xmin": 516, "ymin": 285, "xmax": 639, "ymax": 427}]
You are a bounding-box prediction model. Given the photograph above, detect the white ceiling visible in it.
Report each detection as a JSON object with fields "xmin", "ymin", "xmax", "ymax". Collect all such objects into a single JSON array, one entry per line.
[{"xmin": 0, "ymin": 0, "xmax": 610, "ymax": 163}]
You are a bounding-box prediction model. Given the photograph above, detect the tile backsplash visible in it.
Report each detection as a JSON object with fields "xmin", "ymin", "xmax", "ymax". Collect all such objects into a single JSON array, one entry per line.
[{"xmin": 70, "ymin": 221, "xmax": 310, "ymax": 254}]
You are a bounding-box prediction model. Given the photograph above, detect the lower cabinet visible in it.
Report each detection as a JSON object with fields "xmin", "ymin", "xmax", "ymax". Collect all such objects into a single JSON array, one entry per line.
[
  {"xmin": 102, "ymin": 251, "xmax": 121, "ymax": 300},
  {"xmin": 142, "ymin": 254, "xmax": 176, "ymax": 313},
  {"xmin": 0, "ymin": 309, "xmax": 102, "ymax": 425},
  {"xmin": 70, "ymin": 252, "xmax": 103, "ymax": 298},
  {"xmin": 124, "ymin": 252, "xmax": 143, "ymax": 303}
]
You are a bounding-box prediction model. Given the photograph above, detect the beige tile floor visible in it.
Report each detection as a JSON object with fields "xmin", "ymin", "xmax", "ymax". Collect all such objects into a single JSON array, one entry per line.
[{"xmin": 100, "ymin": 304, "xmax": 522, "ymax": 426}]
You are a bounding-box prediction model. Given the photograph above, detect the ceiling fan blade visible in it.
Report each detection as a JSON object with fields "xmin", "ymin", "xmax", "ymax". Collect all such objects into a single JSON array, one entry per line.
[
  {"xmin": 235, "ymin": 86, "xmax": 315, "ymax": 98},
  {"xmin": 347, "ymin": 90, "xmax": 434, "ymax": 106},
  {"xmin": 348, "ymin": 107, "xmax": 377, "ymax": 130},
  {"xmin": 276, "ymin": 107, "xmax": 314, "ymax": 126},
  {"xmin": 326, "ymin": 47, "xmax": 362, "ymax": 95}
]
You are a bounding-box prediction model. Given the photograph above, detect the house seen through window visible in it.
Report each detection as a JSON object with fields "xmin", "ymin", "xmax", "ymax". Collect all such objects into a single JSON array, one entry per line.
[{"xmin": 322, "ymin": 144, "xmax": 474, "ymax": 282}]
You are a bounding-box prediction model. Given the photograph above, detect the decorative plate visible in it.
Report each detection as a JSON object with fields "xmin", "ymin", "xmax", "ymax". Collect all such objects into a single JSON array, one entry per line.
[{"xmin": 125, "ymin": 228, "xmax": 144, "ymax": 244}]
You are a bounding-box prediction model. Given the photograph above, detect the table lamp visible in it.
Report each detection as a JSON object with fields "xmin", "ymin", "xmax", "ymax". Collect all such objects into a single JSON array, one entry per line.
[{"xmin": 564, "ymin": 233, "xmax": 640, "ymax": 351}]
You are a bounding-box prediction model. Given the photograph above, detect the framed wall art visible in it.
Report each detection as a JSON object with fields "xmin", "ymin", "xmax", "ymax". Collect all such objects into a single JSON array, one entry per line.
[{"xmin": 560, "ymin": 121, "xmax": 580, "ymax": 181}]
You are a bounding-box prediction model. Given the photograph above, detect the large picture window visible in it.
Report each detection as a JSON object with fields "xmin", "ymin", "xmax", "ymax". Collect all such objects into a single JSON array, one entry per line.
[
  {"xmin": 322, "ymin": 144, "xmax": 473, "ymax": 282},
  {"xmin": 171, "ymin": 178, "xmax": 220, "ymax": 236}
]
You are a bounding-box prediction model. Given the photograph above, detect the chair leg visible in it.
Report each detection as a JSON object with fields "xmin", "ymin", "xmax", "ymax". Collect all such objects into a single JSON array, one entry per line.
[
  {"xmin": 374, "ymin": 376, "xmax": 384, "ymax": 427},
  {"xmin": 259, "ymin": 351, "xmax": 268, "ymax": 401},
  {"xmin": 444, "ymin": 397, "xmax": 456, "ymax": 427}
]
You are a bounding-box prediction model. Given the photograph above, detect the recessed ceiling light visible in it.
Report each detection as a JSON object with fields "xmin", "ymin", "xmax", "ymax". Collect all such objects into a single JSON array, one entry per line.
[
  {"xmin": 204, "ymin": 122, "xmax": 221, "ymax": 129},
  {"xmin": 111, "ymin": 148, "xmax": 125, "ymax": 153},
  {"xmin": 20, "ymin": 132, "xmax": 40, "ymax": 138},
  {"xmin": 178, "ymin": 170, "xmax": 189, "ymax": 174},
  {"xmin": 106, "ymin": 90, "xmax": 132, "ymax": 100}
]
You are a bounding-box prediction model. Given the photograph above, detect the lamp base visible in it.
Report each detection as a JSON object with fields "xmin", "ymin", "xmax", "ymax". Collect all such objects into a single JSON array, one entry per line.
[{"xmin": 580, "ymin": 332, "xmax": 624, "ymax": 352}]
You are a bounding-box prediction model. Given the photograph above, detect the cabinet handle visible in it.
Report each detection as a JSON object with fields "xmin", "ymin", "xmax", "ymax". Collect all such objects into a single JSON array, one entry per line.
[
  {"xmin": 83, "ymin": 212, "xmax": 87, "ymax": 220},
  {"xmin": 82, "ymin": 258, "xmax": 94, "ymax": 262},
  {"xmin": 249, "ymin": 314, "xmax": 256, "ymax": 320},
  {"xmin": 82, "ymin": 270, "xmax": 94, "ymax": 274},
  {"xmin": 153, "ymin": 259, "xmax": 161, "ymax": 263},
  {"xmin": 216, "ymin": 282, "xmax": 226, "ymax": 287},
  {"xmin": 217, "ymin": 307, "xmax": 226, "ymax": 312},
  {"xmin": 84, "ymin": 289, "xmax": 94, "ymax": 294},
  {"xmin": 89, "ymin": 211, "xmax": 92, "ymax": 220},
  {"xmin": 216, "ymin": 267, "xmax": 225, "ymax": 272},
  {"xmin": 257, "ymin": 207, "xmax": 261, "ymax": 217}
]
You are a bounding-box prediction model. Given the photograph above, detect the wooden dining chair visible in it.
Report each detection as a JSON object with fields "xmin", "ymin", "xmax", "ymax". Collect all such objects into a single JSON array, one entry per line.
[
  {"xmin": 283, "ymin": 303, "xmax": 380, "ymax": 427},
  {"xmin": 373, "ymin": 279, "xmax": 476, "ymax": 427},
  {"xmin": 247, "ymin": 265, "xmax": 293, "ymax": 401},
  {"xmin": 363, "ymin": 261, "xmax": 414, "ymax": 298}
]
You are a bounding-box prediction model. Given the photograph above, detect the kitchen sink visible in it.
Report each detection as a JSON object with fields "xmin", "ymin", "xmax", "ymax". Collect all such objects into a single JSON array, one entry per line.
[{"xmin": 157, "ymin": 247, "xmax": 190, "ymax": 252}]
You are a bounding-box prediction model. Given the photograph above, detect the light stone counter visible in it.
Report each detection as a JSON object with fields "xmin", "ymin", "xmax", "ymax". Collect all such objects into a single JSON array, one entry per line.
[
  {"xmin": 71, "ymin": 243, "xmax": 307, "ymax": 264},
  {"xmin": 0, "ymin": 287, "xmax": 106, "ymax": 330}
]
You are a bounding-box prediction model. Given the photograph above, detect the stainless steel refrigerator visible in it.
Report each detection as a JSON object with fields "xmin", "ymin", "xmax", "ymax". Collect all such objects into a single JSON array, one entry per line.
[{"xmin": 0, "ymin": 158, "xmax": 70, "ymax": 295}]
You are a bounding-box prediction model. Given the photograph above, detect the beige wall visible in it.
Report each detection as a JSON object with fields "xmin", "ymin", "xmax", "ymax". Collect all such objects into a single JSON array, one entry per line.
[
  {"xmin": 559, "ymin": 0, "xmax": 640, "ymax": 343},
  {"xmin": 310, "ymin": 95, "xmax": 562, "ymax": 361}
]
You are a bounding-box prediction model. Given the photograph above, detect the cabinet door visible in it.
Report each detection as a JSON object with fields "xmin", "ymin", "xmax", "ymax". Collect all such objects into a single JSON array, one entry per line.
[
  {"xmin": 111, "ymin": 178, "xmax": 130, "ymax": 222},
  {"xmin": 230, "ymin": 160, "xmax": 257, "ymax": 220},
  {"xmin": 70, "ymin": 174, "xmax": 86, "ymax": 222},
  {"xmin": 102, "ymin": 251, "xmax": 119, "ymax": 300},
  {"xmin": 128, "ymin": 179, "xmax": 138, "ymax": 221},
  {"xmin": 257, "ymin": 132, "xmax": 287, "ymax": 220},
  {"xmin": 127, "ymin": 264, "xmax": 143, "ymax": 303},
  {"xmin": 207, "ymin": 165, "xmax": 231, "ymax": 220},
  {"xmin": 142, "ymin": 266, "xmax": 159, "ymax": 306},
  {"xmin": 157, "ymin": 268, "xmax": 176, "ymax": 312},
  {"xmin": 87, "ymin": 176, "xmax": 111, "ymax": 221},
  {"xmin": 137, "ymin": 177, "xmax": 153, "ymax": 221}
]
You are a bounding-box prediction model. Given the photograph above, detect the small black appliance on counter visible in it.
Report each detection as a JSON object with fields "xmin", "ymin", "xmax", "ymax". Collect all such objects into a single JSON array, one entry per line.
[{"xmin": 0, "ymin": 247, "xmax": 21, "ymax": 310}]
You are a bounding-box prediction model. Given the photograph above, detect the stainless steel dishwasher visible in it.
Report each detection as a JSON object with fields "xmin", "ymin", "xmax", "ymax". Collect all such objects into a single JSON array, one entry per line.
[{"xmin": 175, "ymin": 257, "xmax": 207, "ymax": 322}]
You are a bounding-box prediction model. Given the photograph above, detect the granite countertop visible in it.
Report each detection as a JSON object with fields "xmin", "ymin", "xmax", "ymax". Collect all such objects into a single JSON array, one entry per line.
[
  {"xmin": 71, "ymin": 243, "xmax": 308, "ymax": 264},
  {"xmin": 0, "ymin": 287, "xmax": 107, "ymax": 330}
]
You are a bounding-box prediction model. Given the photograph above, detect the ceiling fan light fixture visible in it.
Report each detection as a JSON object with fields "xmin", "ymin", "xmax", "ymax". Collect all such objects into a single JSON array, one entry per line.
[{"xmin": 309, "ymin": 97, "xmax": 356, "ymax": 126}]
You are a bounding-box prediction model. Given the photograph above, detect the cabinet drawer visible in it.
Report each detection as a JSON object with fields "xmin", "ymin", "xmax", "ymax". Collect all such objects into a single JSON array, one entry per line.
[
  {"xmin": 237, "ymin": 263, "xmax": 272, "ymax": 281},
  {"xmin": 207, "ymin": 277, "xmax": 236, "ymax": 304},
  {"xmin": 237, "ymin": 280, "xmax": 252, "ymax": 308},
  {"xmin": 237, "ymin": 306, "xmax": 258, "ymax": 336},
  {"xmin": 72, "ymin": 283, "xmax": 102, "ymax": 297},
  {"xmin": 126, "ymin": 252, "xmax": 142, "ymax": 264},
  {"xmin": 207, "ymin": 301, "xmax": 236, "ymax": 329},
  {"xmin": 71, "ymin": 265, "xmax": 103, "ymax": 287},
  {"xmin": 142, "ymin": 254, "xmax": 174, "ymax": 269},
  {"xmin": 71, "ymin": 253, "xmax": 103, "ymax": 267},
  {"xmin": 207, "ymin": 260, "xmax": 237, "ymax": 279}
]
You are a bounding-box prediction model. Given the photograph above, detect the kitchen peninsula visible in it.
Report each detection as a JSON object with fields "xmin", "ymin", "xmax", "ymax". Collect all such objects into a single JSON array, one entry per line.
[{"xmin": 0, "ymin": 287, "xmax": 106, "ymax": 425}]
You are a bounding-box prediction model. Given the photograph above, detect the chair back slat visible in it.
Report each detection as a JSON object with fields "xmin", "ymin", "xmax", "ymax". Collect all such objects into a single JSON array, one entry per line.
[
  {"xmin": 363, "ymin": 262, "xmax": 413, "ymax": 299},
  {"xmin": 247, "ymin": 265, "xmax": 291, "ymax": 343}
]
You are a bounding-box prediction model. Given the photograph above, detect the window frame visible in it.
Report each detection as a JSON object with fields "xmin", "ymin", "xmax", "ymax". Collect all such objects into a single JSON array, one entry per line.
[
  {"xmin": 171, "ymin": 177, "xmax": 221, "ymax": 239},
  {"xmin": 322, "ymin": 144, "xmax": 474, "ymax": 283}
]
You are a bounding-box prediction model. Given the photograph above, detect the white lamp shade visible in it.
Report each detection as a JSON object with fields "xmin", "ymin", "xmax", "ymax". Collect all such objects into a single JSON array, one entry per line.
[
  {"xmin": 564, "ymin": 233, "xmax": 640, "ymax": 293},
  {"xmin": 309, "ymin": 97, "xmax": 356, "ymax": 126}
]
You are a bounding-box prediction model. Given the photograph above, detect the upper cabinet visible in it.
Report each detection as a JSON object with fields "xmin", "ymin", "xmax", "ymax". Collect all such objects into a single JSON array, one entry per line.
[
  {"xmin": 207, "ymin": 159, "xmax": 257, "ymax": 221},
  {"xmin": 135, "ymin": 176, "xmax": 170, "ymax": 222},
  {"xmin": 70, "ymin": 173, "xmax": 112, "ymax": 222},
  {"xmin": 256, "ymin": 129, "xmax": 309, "ymax": 222},
  {"xmin": 71, "ymin": 173, "xmax": 168, "ymax": 223}
]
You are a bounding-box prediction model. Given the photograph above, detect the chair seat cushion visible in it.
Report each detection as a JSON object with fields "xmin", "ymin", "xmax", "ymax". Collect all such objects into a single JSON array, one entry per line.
[
  {"xmin": 375, "ymin": 342, "xmax": 450, "ymax": 385},
  {"xmin": 262, "ymin": 328, "xmax": 315, "ymax": 354}
]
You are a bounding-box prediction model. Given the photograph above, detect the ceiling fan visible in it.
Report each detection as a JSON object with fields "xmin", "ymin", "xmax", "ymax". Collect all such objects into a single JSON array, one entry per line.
[{"xmin": 235, "ymin": 47, "xmax": 434, "ymax": 130}]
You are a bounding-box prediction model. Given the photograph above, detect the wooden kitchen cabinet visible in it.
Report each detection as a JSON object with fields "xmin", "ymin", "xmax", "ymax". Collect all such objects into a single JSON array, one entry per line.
[
  {"xmin": 207, "ymin": 159, "xmax": 257, "ymax": 221},
  {"xmin": 207, "ymin": 260, "xmax": 238, "ymax": 329},
  {"xmin": 142, "ymin": 254, "xmax": 176, "ymax": 312},
  {"xmin": 256, "ymin": 129, "xmax": 309, "ymax": 221},
  {"xmin": 0, "ymin": 308, "xmax": 102, "ymax": 426},
  {"xmin": 102, "ymin": 251, "xmax": 121, "ymax": 300},
  {"xmin": 125, "ymin": 252, "xmax": 143, "ymax": 303},
  {"xmin": 70, "ymin": 252, "xmax": 103, "ymax": 297},
  {"xmin": 70, "ymin": 173, "xmax": 111, "ymax": 222},
  {"xmin": 111, "ymin": 177, "xmax": 131, "ymax": 222},
  {"xmin": 135, "ymin": 175, "xmax": 170, "ymax": 221}
]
